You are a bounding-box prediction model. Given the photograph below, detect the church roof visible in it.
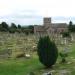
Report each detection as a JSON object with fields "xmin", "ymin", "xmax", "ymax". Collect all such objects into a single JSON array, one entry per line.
[{"xmin": 51, "ymin": 23, "xmax": 68, "ymax": 28}]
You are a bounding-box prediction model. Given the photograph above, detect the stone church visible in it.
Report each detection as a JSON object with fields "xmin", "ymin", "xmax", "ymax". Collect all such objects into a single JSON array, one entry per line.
[{"xmin": 34, "ymin": 17, "xmax": 68, "ymax": 37}]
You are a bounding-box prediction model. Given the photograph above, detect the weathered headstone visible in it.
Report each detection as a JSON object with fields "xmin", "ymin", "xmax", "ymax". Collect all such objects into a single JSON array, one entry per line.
[
  {"xmin": 42, "ymin": 72, "xmax": 52, "ymax": 75},
  {"xmin": 59, "ymin": 70, "xmax": 71, "ymax": 75},
  {"xmin": 25, "ymin": 54, "xmax": 31, "ymax": 58},
  {"xmin": 0, "ymin": 48, "xmax": 12, "ymax": 58}
]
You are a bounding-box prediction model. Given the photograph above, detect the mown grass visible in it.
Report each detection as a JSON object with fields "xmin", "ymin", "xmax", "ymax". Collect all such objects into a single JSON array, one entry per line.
[
  {"xmin": 0, "ymin": 42, "xmax": 75, "ymax": 75},
  {"xmin": 0, "ymin": 56, "xmax": 44, "ymax": 75}
]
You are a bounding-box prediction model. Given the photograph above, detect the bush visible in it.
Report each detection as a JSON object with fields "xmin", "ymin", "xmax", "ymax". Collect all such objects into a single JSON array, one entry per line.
[
  {"xmin": 61, "ymin": 32, "xmax": 70, "ymax": 38},
  {"xmin": 37, "ymin": 36, "xmax": 58, "ymax": 68},
  {"xmin": 59, "ymin": 52, "xmax": 68, "ymax": 63}
]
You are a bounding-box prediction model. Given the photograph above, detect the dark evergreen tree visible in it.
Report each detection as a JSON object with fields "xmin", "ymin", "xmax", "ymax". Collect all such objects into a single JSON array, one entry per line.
[
  {"xmin": 18, "ymin": 24, "xmax": 21, "ymax": 29},
  {"xmin": 16, "ymin": 24, "xmax": 22, "ymax": 33},
  {"xmin": 68, "ymin": 21, "xmax": 75, "ymax": 32},
  {"xmin": 37, "ymin": 36, "xmax": 58, "ymax": 68},
  {"xmin": 62, "ymin": 32, "xmax": 70, "ymax": 38}
]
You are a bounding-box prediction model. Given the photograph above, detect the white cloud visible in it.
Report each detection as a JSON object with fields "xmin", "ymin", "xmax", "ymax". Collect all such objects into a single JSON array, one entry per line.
[{"xmin": 0, "ymin": 0, "xmax": 75, "ymax": 25}]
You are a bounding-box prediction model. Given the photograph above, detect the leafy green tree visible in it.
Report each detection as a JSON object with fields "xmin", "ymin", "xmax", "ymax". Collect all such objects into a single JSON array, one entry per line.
[
  {"xmin": 28, "ymin": 25, "xmax": 34, "ymax": 34},
  {"xmin": 9, "ymin": 23, "xmax": 17, "ymax": 33},
  {"xmin": 37, "ymin": 36, "xmax": 58, "ymax": 68},
  {"xmin": 0, "ymin": 22, "xmax": 9, "ymax": 32},
  {"xmin": 11, "ymin": 23, "xmax": 17, "ymax": 29}
]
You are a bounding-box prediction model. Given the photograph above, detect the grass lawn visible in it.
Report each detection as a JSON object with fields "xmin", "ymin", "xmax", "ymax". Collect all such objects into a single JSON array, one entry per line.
[
  {"xmin": 0, "ymin": 57, "xmax": 43, "ymax": 75},
  {"xmin": 0, "ymin": 43, "xmax": 75, "ymax": 75}
]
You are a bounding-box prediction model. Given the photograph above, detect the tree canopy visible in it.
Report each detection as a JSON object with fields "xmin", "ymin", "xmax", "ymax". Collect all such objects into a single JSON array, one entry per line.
[{"xmin": 0, "ymin": 22, "xmax": 34, "ymax": 34}]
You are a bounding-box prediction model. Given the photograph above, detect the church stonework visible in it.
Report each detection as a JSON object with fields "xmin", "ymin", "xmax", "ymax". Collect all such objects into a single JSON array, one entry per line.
[{"xmin": 34, "ymin": 17, "xmax": 68, "ymax": 37}]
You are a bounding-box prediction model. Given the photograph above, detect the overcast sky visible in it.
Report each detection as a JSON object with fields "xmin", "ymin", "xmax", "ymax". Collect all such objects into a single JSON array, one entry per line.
[{"xmin": 0, "ymin": 0, "xmax": 75, "ymax": 25}]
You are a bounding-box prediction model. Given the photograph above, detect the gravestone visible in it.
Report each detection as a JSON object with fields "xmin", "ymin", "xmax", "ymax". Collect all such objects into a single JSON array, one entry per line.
[
  {"xmin": 25, "ymin": 54, "xmax": 31, "ymax": 58},
  {"xmin": 59, "ymin": 70, "xmax": 71, "ymax": 75},
  {"xmin": 64, "ymin": 38, "xmax": 67, "ymax": 45},
  {"xmin": 63, "ymin": 47, "xmax": 69, "ymax": 53},
  {"xmin": 0, "ymin": 48, "xmax": 12, "ymax": 58},
  {"xmin": 42, "ymin": 72, "xmax": 52, "ymax": 75}
]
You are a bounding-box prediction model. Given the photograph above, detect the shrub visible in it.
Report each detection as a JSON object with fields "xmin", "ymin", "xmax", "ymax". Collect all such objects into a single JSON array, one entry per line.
[
  {"xmin": 59, "ymin": 52, "xmax": 68, "ymax": 63},
  {"xmin": 29, "ymin": 72, "xmax": 35, "ymax": 75},
  {"xmin": 37, "ymin": 36, "xmax": 58, "ymax": 68},
  {"xmin": 61, "ymin": 32, "xmax": 70, "ymax": 38}
]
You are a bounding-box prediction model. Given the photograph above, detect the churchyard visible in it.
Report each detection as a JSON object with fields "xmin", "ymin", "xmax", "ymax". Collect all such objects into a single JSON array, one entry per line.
[{"xmin": 0, "ymin": 32, "xmax": 75, "ymax": 75}]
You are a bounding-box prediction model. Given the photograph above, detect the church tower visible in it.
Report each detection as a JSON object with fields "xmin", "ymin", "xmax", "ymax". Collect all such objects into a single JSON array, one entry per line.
[{"xmin": 43, "ymin": 17, "xmax": 51, "ymax": 28}]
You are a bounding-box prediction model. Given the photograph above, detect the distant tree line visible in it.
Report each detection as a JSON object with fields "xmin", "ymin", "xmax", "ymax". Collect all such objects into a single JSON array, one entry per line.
[
  {"xmin": 0, "ymin": 21, "xmax": 75, "ymax": 34},
  {"xmin": 0, "ymin": 22, "xmax": 34, "ymax": 34}
]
